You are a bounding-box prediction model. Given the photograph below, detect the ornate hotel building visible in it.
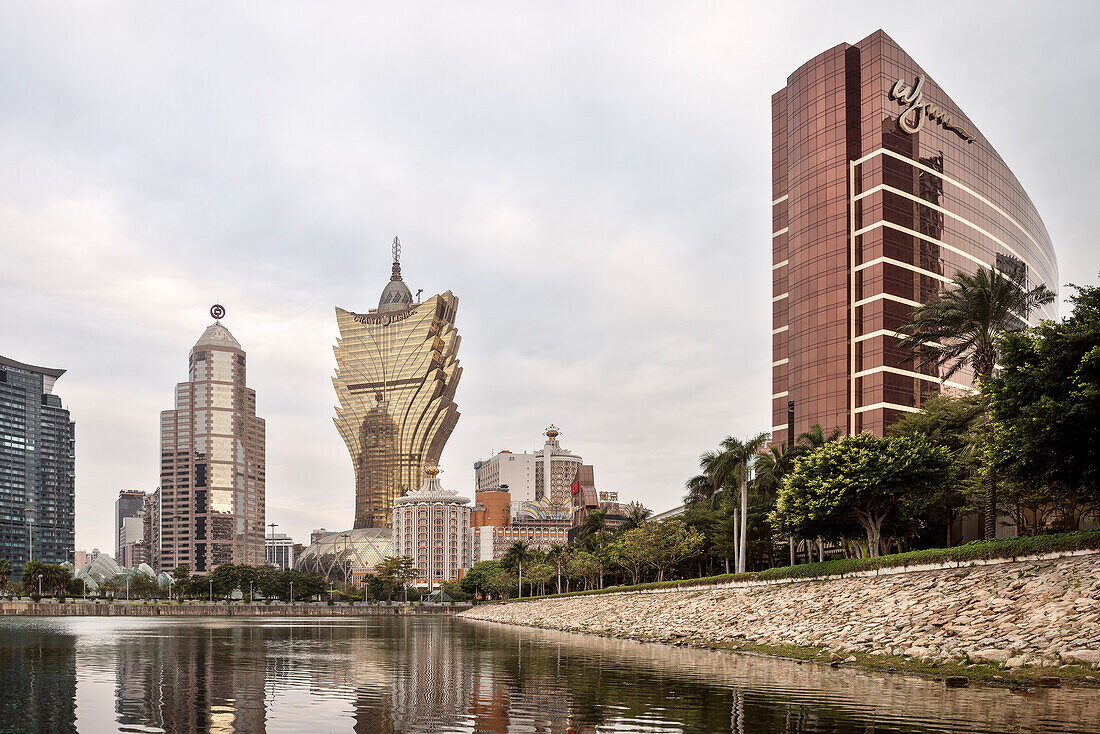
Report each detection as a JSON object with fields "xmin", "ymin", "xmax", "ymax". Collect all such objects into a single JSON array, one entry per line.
[
  {"xmin": 771, "ymin": 30, "xmax": 1058, "ymax": 444},
  {"xmin": 333, "ymin": 239, "xmax": 462, "ymax": 529},
  {"xmin": 392, "ymin": 466, "xmax": 471, "ymax": 589},
  {"xmin": 156, "ymin": 316, "xmax": 266, "ymax": 573}
]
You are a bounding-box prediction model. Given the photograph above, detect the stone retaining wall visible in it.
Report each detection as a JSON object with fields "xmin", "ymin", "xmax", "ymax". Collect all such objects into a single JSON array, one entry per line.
[
  {"xmin": 462, "ymin": 553, "xmax": 1100, "ymax": 669},
  {"xmin": 1, "ymin": 601, "xmax": 470, "ymax": 617}
]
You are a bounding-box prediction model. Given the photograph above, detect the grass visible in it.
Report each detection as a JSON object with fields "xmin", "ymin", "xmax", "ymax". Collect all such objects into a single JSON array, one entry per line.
[
  {"xmin": 518, "ymin": 530, "xmax": 1100, "ymax": 601},
  {"xmin": 697, "ymin": 639, "xmax": 1100, "ymax": 686}
]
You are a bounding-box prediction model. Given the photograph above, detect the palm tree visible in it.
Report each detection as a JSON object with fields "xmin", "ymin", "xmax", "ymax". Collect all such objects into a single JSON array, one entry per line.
[
  {"xmin": 501, "ymin": 541, "xmax": 533, "ymax": 598},
  {"xmin": 579, "ymin": 508, "xmax": 607, "ymax": 543},
  {"xmin": 796, "ymin": 424, "xmax": 843, "ymax": 450},
  {"xmin": 899, "ymin": 266, "xmax": 1055, "ymax": 539},
  {"xmin": 753, "ymin": 443, "xmax": 797, "ymax": 564},
  {"xmin": 620, "ymin": 505, "xmax": 652, "ymax": 531},
  {"xmin": 683, "ymin": 474, "xmax": 714, "ymax": 506},
  {"xmin": 546, "ymin": 544, "xmax": 567, "ymax": 594},
  {"xmin": 718, "ymin": 432, "xmax": 770, "ymax": 572}
]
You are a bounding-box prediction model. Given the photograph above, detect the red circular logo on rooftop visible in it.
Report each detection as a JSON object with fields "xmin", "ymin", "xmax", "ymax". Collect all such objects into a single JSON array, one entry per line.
[{"xmin": 210, "ymin": 304, "xmax": 225, "ymax": 320}]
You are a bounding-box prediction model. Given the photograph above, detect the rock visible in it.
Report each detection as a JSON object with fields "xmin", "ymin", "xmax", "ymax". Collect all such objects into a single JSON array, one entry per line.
[
  {"xmin": 945, "ymin": 676, "xmax": 969, "ymax": 687},
  {"xmin": 970, "ymin": 649, "xmax": 1011, "ymax": 664},
  {"xmin": 1061, "ymin": 649, "xmax": 1100, "ymax": 666},
  {"xmin": 1005, "ymin": 657, "xmax": 1026, "ymax": 668}
]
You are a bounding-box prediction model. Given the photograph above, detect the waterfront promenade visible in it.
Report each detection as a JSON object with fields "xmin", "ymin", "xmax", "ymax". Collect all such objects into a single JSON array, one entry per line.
[{"xmin": 0, "ymin": 600, "xmax": 471, "ymax": 616}]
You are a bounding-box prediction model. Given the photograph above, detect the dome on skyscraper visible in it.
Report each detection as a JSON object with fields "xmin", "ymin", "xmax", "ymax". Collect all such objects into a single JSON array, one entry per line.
[{"xmin": 194, "ymin": 322, "xmax": 241, "ymax": 349}]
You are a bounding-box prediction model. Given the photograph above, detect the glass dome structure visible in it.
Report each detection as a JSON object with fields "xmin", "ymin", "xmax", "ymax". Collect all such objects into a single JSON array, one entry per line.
[{"xmin": 295, "ymin": 528, "xmax": 393, "ymax": 584}]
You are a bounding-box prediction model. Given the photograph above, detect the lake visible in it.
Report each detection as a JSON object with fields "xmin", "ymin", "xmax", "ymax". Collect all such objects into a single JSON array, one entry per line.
[{"xmin": 0, "ymin": 615, "xmax": 1096, "ymax": 733}]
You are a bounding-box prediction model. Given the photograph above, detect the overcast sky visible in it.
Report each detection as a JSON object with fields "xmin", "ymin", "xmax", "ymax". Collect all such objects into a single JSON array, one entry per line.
[{"xmin": 2, "ymin": 2, "xmax": 1097, "ymax": 555}]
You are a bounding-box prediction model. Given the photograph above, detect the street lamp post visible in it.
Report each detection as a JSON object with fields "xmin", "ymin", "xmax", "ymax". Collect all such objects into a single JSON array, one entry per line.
[
  {"xmin": 289, "ymin": 581, "xmax": 293, "ymax": 605},
  {"xmin": 209, "ymin": 579, "xmax": 213, "ymax": 603},
  {"xmin": 250, "ymin": 581, "xmax": 254, "ymax": 603},
  {"xmin": 341, "ymin": 533, "xmax": 351, "ymax": 593},
  {"xmin": 37, "ymin": 574, "xmax": 42, "ymax": 597},
  {"xmin": 126, "ymin": 577, "xmax": 130, "ymax": 601},
  {"xmin": 168, "ymin": 578, "xmax": 173, "ymax": 601}
]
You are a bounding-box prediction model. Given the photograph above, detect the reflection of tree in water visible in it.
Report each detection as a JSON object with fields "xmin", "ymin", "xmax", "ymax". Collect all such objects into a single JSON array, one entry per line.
[{"xmin": 0, "ymin": 626, "xmax": 77, "ymax": 733}]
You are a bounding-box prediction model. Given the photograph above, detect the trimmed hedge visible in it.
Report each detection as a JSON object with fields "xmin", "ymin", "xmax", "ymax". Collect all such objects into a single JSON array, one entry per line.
[{"xmin": 519, "ymin": 530, "xmax": 1100, "ymax": 601}]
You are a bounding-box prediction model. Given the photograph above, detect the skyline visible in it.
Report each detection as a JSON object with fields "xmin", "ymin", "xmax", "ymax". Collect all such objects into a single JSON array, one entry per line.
[{"xmin": 3, "ymin": 3, "xmax": 1099, "ymax": 555}]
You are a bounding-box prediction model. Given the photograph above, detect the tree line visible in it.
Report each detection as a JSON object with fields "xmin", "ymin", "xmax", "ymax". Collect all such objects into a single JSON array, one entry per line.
[{"xmin": 460, "ymin": 268, "xmax": 1098, "ymax": 593}]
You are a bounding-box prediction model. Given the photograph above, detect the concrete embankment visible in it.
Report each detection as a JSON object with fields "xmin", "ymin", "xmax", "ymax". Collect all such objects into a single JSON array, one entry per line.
[
  {"xmin": 1, "ymin": 601, "xmax": 470, "ymax": 617},
  {"xmin": 462, "ymin": 553, "xmax": 1100, "ymax": 671}
]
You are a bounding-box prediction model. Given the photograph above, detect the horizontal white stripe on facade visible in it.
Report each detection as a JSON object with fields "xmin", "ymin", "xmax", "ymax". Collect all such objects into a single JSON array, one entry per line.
[
  {"xmin": 772, "ymin": 227, "xmax": 788, "ymax": 238},
  {"xmin": 853, "ymin": 256, "xmax": 952, "ymax": 283},
  {"xmin": 853, "ymin": 292, "xmax": 923, "ymax": 309},
  {"xmin": 772, "ymin": 292, "xmax": 789, "ymax": 302},
  {"xmin": 856, "ymin": 183, "xmax": 1042, "ymax": 280},
  {"xmin": 772, "ymin": 391, "xmax": 789, "ymax": 399},
  {"xmin": 772, "ymin": 358, "xmax": 789, "ymax": 367},
  {"xmin": 853, "ymin": 365, "xmax": 973, "ymax": 392},
  {"xmin": 851, "ymin": 221, "xmax": 1044, "ymax": 325},
  {"xmin": 772, "ymin": 195, "xmax": 788, "ymax": 206},
  {"xmin": 852, "ymin": 402, "xmax": 921, "ymax": 415},
  {"xmin": 851, "ymin": 147, "xmax": 1056, "ymax": 278},
  {"xmin": 770, "ymin": 424, "xmax": 789, "ymax": 433},
  {"xmin": 772, "ymin": 259, "xmax": 789, "ymax": 269},
  {"xmin": 772, "ymin": 325, "xmax": 789, "ymax": 334}
]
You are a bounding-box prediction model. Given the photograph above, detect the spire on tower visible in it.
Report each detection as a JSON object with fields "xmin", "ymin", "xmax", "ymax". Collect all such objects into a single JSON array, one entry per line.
[{"xmin": 390, "ymin": 236, "xmax": 403, "ymax": 281}]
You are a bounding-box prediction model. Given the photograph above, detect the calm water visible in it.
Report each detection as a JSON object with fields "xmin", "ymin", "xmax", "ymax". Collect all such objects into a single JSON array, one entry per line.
[{"xmin": 0, "ymin": 616, "xmax": 1097, "ymax": 733}]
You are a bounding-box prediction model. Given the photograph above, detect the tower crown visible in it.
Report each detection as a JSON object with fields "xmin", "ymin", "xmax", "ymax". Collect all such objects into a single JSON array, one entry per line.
[{"xmin": 378, "ymin": 236, "xmax": 414, "ymax": 313}]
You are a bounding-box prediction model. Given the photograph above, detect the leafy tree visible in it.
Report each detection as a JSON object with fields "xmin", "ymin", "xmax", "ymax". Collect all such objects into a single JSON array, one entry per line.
[
  {"xmin": 771, "ymin": 434, "xmax": 953, "ymax": 556},
  {"xmin": 899, "ymin": 266, "xmax": 1055, "ymax": 539},
  {"xmin": 608, "ymin": 527, "xmax": 650, "ymax": 585},
  {"xmin": 988, "ymin": 280, "xmax": 1100, "ymax": 516},
  {"xmin": 889, "ymin": 392, "xmax": 983, "ymax": 545},
  {"xmin": 545, "ymin": 545, "xmax": 567, "ymax": 595},
  {"xmin": 648, "ymin": 519, "xmax": 705, "ymax": 581},
  {"xmin": 481, "ymin": 566, "xmax": 517, "ymax": 600},
  {"xmin": 524, "ymin": 561, "xmax": 554, "ymax": 596},
  {"xmin": 0, "ymin": 559, "xmax": 11, "ymax": 596},
  {"xmin": 566, "ymin": 550, "xmax": 602, "ymax": 591},
  {"xmin": 460, "ymin": 560, "xmax": 501, "ymax": 598},
  {"xmin": 374, "ymin": 556, "xmax": 419, "ymax": 601}
]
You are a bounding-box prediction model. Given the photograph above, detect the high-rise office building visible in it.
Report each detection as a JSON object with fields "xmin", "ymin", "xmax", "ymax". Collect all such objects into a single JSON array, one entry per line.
[
  {"xmin": 115, "ymin": 489, "xmax": 146, "ymax": 559},
  {"xmin": 771, "ymin": 30, "xmax": 1058, "ymax": 444},
  {"xmin": 156, "ymin": 313, "xmax": 266, "ymax": 573},
  {"xmin": 264, "ymin": 532, "xmax": 296, "ymax": 570},
  {"xmin": 333, "ymin": 238, "xmax": 462, "ymax": 529},
  {"xmin": 0, "ymin": 355, "xmax": 75, "ymax": 574}
]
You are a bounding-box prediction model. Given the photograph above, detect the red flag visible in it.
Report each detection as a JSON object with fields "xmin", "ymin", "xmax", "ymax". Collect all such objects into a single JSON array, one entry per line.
[{"xmin": 571, "ymin": 480, "xmax": 580, "ymax": 495}]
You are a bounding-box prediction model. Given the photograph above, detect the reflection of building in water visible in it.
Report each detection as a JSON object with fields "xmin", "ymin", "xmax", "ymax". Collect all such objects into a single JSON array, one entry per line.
[
  {"xmin": 112, "ymin": 623, "xmax": 267, "ymax": 733},
  {"xmin": 0, "ymin": 630, "xmax": 77, "ymax": 728},
  {"xmin": 156, "ymin": 317, "xmax": 266, "ymax": 574},
  {"xmin": 333, "ymin": 238, "xmax": 462, "ymax": 529}
]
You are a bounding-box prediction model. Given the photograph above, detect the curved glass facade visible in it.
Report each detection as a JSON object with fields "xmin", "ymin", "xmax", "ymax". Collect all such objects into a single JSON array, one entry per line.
[
  {"xmin": 295, "ymin": 528, "xmax": 393, "ymax": 584},
  {"xmin": 333, "ymin": 252, "xmax": 461, "ymax": 529},
  {"xmin": 771, "ymin": 30, "xmax": 1058, "ymax": 442}
]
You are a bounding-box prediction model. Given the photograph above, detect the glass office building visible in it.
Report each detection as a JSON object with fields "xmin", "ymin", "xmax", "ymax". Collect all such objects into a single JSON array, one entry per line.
[
  {"xmin": 333, "ymin": 240, "xmax": 462, "ymax": 529},
  {"xmin": 0, "ymin": 355, "xmax": 75, "ymax": 575},
  {"xmin": 771, "ymin": 30, "xmax": 1058, "ymax": 444},
  {"xmin": 157, "ymin": 320, "xmax": 266, "ymax": 573}
]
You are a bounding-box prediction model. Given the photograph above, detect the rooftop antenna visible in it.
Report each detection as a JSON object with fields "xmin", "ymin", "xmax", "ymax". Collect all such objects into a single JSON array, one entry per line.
[
  {"xmin": 390, "ymin": 236, "xmax": 403, "ymax": 281},
  {"xmin": 416, "ymin": 288, "xmax": 423, "ymax": 303}
]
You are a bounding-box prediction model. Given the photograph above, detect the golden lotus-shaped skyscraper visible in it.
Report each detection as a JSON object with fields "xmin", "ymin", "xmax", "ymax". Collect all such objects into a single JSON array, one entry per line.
[{"xmin": 333, "ymin": 239, "xmax": 462, "ymax": 528}]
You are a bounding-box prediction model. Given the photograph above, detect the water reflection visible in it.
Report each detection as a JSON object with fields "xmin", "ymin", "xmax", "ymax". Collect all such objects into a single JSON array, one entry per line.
[{"xmin": 0, "ymin": 616, "xmax": 1096, "ymax": 733}]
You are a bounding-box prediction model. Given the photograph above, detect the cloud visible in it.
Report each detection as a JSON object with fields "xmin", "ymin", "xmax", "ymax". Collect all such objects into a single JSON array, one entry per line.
[{"xmin": 0, "ymin": 1, "xmax": 1096, "ymax": 554}]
